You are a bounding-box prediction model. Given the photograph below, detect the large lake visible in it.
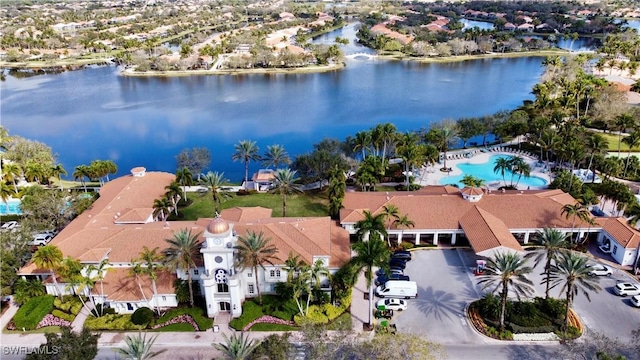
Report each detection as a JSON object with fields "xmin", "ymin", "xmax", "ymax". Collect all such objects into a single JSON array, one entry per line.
[{"xmin": 0, "ymin": 24, "xmax": 545, "ymax": 182}]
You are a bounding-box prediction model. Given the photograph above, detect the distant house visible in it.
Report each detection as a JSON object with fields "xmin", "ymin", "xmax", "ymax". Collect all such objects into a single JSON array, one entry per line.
[
  {"xmin": 250, "ymin": 169, "xmax": 276, "ymax": 192},
  {"xmin": 370, "ymin": 24, "xmax": 414, "ymax": 45},
  {"xmin": 518, "ymin": 23, "xmax": 535, "ymax": 32},
  {"xmin": 503, "ymin": 22, "xmax": 517, "ymax": 31}
]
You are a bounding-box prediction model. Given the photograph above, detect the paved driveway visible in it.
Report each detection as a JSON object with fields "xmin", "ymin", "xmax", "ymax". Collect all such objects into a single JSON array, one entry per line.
[
  {"xmin": 392, "ymin": 249, "xmax": 640, "ymax": 345},
  {"xmin": 393, "ymin": 249, "xmax": 485, "ymax": 345}
]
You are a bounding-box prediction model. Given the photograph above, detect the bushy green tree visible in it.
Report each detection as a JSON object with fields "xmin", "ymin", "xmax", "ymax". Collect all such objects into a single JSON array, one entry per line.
[{"xmin": 25, "ymin": 326, "xmax": 99, "ymax": 360}]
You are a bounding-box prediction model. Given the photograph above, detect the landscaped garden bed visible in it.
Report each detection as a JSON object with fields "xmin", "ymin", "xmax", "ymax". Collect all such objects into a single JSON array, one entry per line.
[
  {"xmin": 468, "ymin": 295, "xmax": 581, "ymax": 341},
  {"xmin": 84, "ymin": 306, "xmax": 213, "ymax": 332},
  {"xmin": 229, "ymin": 293, "xmax": 352, "ymax": 331},
  {"xmin": 6, "ymin": 295, "xmax": 82, "ymax": 332}
]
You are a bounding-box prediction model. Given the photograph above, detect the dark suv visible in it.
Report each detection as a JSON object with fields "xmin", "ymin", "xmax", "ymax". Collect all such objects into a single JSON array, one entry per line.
[{"xmin": 375, "ymin": 273, "xmax": 411, "ymax": 286}]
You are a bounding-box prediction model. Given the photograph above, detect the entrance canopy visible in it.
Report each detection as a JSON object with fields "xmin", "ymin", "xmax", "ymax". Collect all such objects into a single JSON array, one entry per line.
[{"xmin": 459, "ymin": 206, "xmax": 524, "ymax": 258}]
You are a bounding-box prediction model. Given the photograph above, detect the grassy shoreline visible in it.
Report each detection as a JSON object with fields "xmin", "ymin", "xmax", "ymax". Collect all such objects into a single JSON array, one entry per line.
[{"xmin": 1, "ymin": 49, "xmax": 573, "ymax": 76}]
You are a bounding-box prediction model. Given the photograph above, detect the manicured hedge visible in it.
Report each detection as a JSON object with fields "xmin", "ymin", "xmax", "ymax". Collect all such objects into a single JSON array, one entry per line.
[
  {"xmin": 156, "ymin": 307, "xmax": 213, "ymax": 331},
  {"xmin": 13, "ymin": 295, "xmax": 54, "ymax": 330},
  {"xmin": 52, "ymin": 309, "xmax": 75, "ymax": 323},
  {"xmin": 229, "ymin": 301, "xmax": 263, "ymax": 330},
  {"xmin": 53, "ymin": 297, "xmax": 83, "ymax": 315},
  {"xmin": 84, "ymin": 314, "xmax": 146, "ymax": 331},
  {"xmin": 131, "ymin": 307, "xmax": 154, "ymax": 325}
]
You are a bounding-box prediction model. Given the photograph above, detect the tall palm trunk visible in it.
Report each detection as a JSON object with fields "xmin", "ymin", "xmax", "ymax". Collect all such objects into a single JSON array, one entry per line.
[
  {"xmin": 282, "ymin": 193, "xmax": 287, "ymax": 217},
  {"xmin": 187, "ymin": 268, "xmax": 194, "ymax": 307},
  {"xmin": 500, "ymin": 281, "xmax": 508, "ymax": 331},
  {"xmin": 544, "ymin": 257, "xmax": 552, "ymax": 299},
  {"xmin": 244, "ymin": 160, "xmax": 249, "ymax": 189},
  {"xmin": 564, "ymin": 284, "xmax": 573, "ymax": 332},
  {"xmin": 50, "ymin": 268, "xmax": 62, "ymax": 299},
  {"xmin": 253, "ymin": 265, "xmax": 263, "ymax": 305}
]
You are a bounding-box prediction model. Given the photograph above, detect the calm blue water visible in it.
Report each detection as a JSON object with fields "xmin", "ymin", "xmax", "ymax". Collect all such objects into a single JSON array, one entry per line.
[
  {"xmin": 461, "ymin": 19, "xmax": 495, "ymax": 31},
  {"xmin": 439, "ymin": 154, "xmax": 548, "ymax": 188},
  {"xmin": 0, "ymin": 199, "xmax": 22, "ymax": 215},
  {"xmin": 0, "ymin": 25, "xmax": 544, "ymax": 183},
  {"xmin": 623, "ymin": 19, "xmax": 640, "ymax": 34}
]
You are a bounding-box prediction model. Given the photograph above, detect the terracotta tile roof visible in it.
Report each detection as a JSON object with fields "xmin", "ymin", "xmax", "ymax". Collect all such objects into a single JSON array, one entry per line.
[
  {"xmin": 97, "ymin": 268, "xmax": 177, "ymax": 302},
  {"xmin": 252, "ymin": 169, "xmax": 275, "ymax": 181},
  {"xmin": 78, "ymin": 248, "xmax": 111, "ymax": 263},
  {"xmin": 114, "ymin": 208, "xmax": 154, "ymax": 224},
  {"xmin": 462, "ymin": 187, "xmax": 484, "ymax": 196},
  {"xmin": 341, "ymin": 186, "xmax": 591, "ymax": 231},
  {"xmin": 601, "ymin": 217, "xmax": 640, "ymax": 248},
  {"xmin": 459, "ymin": 206, "xmax": 523, "ymax": 256},
  {"xmin": 220, "ymin": 207, "xmax": 273, "ymax": 222},
  {"xmin": 233, "ymin": 217, "xmax": 350, "ymax": 268}
]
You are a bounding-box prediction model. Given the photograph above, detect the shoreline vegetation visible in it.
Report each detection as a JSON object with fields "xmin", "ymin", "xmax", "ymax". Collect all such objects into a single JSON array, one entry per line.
[{"xmin": 0, "ymin": 49, "xmax": 573, "ymax": 77}]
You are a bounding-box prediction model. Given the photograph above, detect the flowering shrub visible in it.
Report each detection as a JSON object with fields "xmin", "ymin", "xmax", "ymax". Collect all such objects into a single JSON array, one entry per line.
[
  {"xmin": 36, "ymin": 314, "xmax": 72, "ymax": 329},
  {"xmin": 152, "ymin": 314, "xmax": 200, "ymax": 331},
  {"xmin": 243, "ymin": 315, "xmax": 294, "ymax": 331}
]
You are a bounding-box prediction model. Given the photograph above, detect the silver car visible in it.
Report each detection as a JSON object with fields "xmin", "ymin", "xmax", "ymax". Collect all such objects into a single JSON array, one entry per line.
[{"xmin": 587, "ymin": 264, "xmax": 613, "ymax": 277}]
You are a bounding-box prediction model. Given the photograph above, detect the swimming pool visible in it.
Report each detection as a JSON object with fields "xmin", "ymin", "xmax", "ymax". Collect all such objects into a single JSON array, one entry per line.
[
  {"xmin": 438, "ymin": 154, "xmax": 548, "ymax": 189},
  {"xmin": 0, "ymin": 199, "xmax": 22, "ymax": 215}
]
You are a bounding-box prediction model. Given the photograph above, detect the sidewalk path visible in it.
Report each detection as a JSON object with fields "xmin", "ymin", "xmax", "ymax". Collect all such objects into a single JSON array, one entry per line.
[{"xmin": 0, "ymin": 296, "xmax": 18, "ymax": 331}]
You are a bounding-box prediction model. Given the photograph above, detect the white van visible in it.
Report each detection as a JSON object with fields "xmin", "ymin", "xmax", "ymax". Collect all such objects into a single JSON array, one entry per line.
[{"xmin": 375, "ymin": 280, "xmax": 418, "ymax": 299}]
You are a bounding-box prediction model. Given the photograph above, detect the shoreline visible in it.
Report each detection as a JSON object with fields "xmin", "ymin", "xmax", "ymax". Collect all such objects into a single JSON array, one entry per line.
[
  {"xmin": 119, "ymin": 63, "xmax": 344, "ymax": 77},
  {"xmin": 1, "ymin": 49, "xmax": 573, "ymax": 77}
]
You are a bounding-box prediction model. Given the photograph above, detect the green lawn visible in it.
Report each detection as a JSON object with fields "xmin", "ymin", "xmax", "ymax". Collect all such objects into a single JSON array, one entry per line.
[
  {"xmin": 596, "ymin": 132, "xmax": 640, "ymax": 152},
  {"xmin": 176, "ymin": 191, "xmax": 329, "ymax": 220}
]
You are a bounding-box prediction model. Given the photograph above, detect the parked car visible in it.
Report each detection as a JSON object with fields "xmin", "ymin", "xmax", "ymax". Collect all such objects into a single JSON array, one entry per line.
[
  {"xmin": 30, "ymin": 233, "xmax": 53, "ymax": 246},
  {"xmin": 42, "ymin": 229, "xmax": 59, "ymax": 237},
  {"xmin": 599, "ymin": 243, "xmax": 612, "ymax": 254},
  {"xmin": 376, "ymin": 268, "xmax": 403, "ymax": 277},
  {"xmin": 376, "ymin": 298, "xmax": 408, "ymax": 311},
  {"xmin": 1, "ymin": 221, "xmax": 18, "ymax": 231},
  {"xmin": 587, "ymin": 264, "xmax": 613, "ymax": 277},
  {"xmin": 630, "ymin": 295, "xmax": 640, "ymax": 308},
  {"xmin": 613, "ymin": 283, "xmax": 640, "ymax": 296},
  {"xmin": 375, "ymin": 274, "xmax": 410, "ymax": 286},
  {"xmin": 389, "ymin": 259, "xmax": 407, "ymax": 270},
  {"xmin": 392, "ymin": 250, "xmax": 412, "ymax": 261}
]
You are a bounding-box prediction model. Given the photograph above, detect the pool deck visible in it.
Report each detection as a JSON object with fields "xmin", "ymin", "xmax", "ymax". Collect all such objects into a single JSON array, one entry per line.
[{"xmin": 414, "ymin": 149, "xmax": 552, "ymax": 190}]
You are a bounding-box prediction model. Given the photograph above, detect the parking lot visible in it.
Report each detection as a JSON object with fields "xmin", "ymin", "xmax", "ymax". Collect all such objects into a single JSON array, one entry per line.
[{"xmin": 389, "ymin": 249, "xmax": 640, "ymax": 345}]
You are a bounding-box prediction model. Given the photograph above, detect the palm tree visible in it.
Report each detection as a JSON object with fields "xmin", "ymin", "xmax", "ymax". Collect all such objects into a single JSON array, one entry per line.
[
  {"xmin": 32, "ymin": 245, "xmax": 64, "ymax": 298},
  {"xmin": 477, "ymin": 252, "xmax": 535, "ymax": 331},
  {"xmin": 175, "ymin": 167, "xmax": 194, "ymax": 202},
  {"xmin": 163, "ymin": 229, "xmax": 201, "ymax": 307},
  {"xmin": 349, "ymin": 238, "xmax": 391, "ymax": 328},
  {"xmin": 614, "ymin": 113, "xmax": 634, "ymax": 157},
  {"xmin": 213, "ymin": 332, "xmax": 259, "ymax": 360},
  {"xmin": 115, "ymin": 332, "xmax": 166, "ymax": 360},
  {"xmin": 283, "ymin": 252, "xmax": 306, "ymax": 283},
  {"xmin": 138, "ymin": 246, "xmax": 163, "ymax": 314},
  {"xmin": 50, "ymin": 163, "xmax": 67, "ymax": 190},
  {"xmin": 234, "ymin": 231, "xmax": 278, "ymax": 305},
  {"xmin": 152, "ymin": 197, "xmax": 172, "ymax": 222},
  {"xmin": 525, "ymin": 228, "xmax": 569, "ymax": 299},
  {"xmin": 461, "ymin": 175, "xmax": 485, "ymax": 188},
  {"xmin": 261, "ymin": 144, "xmax": 291, "ymax": 169},
  {"xmin": 585, "ymin": 133, "xmax": 609, "ymax": 181},
  {"xmin": 393, "ymin": 214, "xmax": 415, "ymax": 247},
  {"xmin": 622, "ymin": 129, "xmax": 640, "ymax": 177},
  {"xmin": 561, "ymin": 203, "xmax": 591, "ymax": 244},
  {"xmin": 625, "ymin": 202, "xmax": 640, "ymax": 227},
  {"xmin": 85, "ymin": 258, "xmax": 111, "ymax": 316},
  {"xmin": 0, "ymin": 182, "xmax": 15, "ymax": 205},
  {"xmin": 354, "ymin": 210, "xmax": 388, "ymax": 243},
  {"xmin": 73, "ymin": 165, "xmax": 89, "ymax": 192},
  {"xmin": 232, "ymin": 140, "xmax": 260, "ymax": 189},
  {"xmin": 381, "ymin": 204, "xmax": 399, "ymax": 246},
  {"xmin": 396, "ymin": 132, "xmax": 424, "ymax": 189},
  {"xmin": 164, "ymin": 181, "xmax": 182, "ymax": 215},
  {"xmin": 307, "ymin": 258, "xmax": 330, "ymax": 292},
  {"xmin": 2, "ymin": 162, "xmax": 21, "ymax": 193},
  {"xmin": 24, "ymin": 161, "xmax": 45, "ymax": 184},
  {"xmin": 199, "ymin": 171, "xmax": 233, "ymax": 214},
  {"xmin": 425, "ymin": 120, "xmax": 458, "ymax": 171},
  {"xmin": 493, "ymin": 157, "xmax": 510, "ymax": 187},
  {"xmin": 353, "ymin": 130, "xmax": 372, "ymax": 160},
  {"xmin": 129, "ymin": 261, "xmax": 149, "ymax": 304},
  {"xmin": 549, "ymin": 252, "xmax": 601, "ymax": 333},
  {"xmin": 269, "ymin": 168, "xmax": 302, "ymax": 217},
  {"xmin": 509, "ymin": 156, "xmax": 531, "ymax": 188}
]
